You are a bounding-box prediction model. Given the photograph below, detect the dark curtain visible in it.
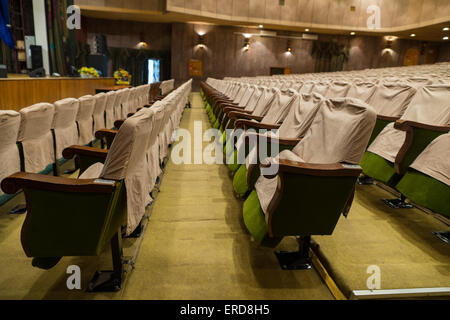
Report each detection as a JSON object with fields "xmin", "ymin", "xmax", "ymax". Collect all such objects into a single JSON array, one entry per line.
[
  {"xmin": 109, "ymin": 47, "xmax": 171, "ymax": 86},
  {"xmin": 45, "ymin": 0, "xmax": 76, "ymax": 75},
  {"xmin": 312, "ymin": 41, "xmax": 349, "ymax": 73},
  {"xmin": 74, "ymin": 41, "xmax": 90, "ymax": 69},
  {"xmin": 0, "ymin": 0, "xmax": 14, "ymax": 48}
]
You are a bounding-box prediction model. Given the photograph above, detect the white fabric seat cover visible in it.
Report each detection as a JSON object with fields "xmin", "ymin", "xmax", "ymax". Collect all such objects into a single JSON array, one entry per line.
[
  {"xmin": 105, "ymin": 91, "xmax": 118, "ymax": 129},
  {"xmin": 368, "ymin": 85, "xmax": 450, "ymax": 163},
  {"xmin": 367, "ymin": 83, "xmax": 417, "ymax": 117},
  {"xmin": 52, "ymin": 98, "xmax": 79, "ymax": 159},
  {"xmin": 93, "ymin": 93, "xmax": 108, "ymax": 134},
  {"xmin": 77, "ymin": 95, "xmax": 96, "ymax": 145},
  {"xmin": 347, "ymin": 82, "xmax": 377, "ymax": 103},
  {"xmin": 410, "ymin": 133, "xmax": 450, "ymax": 186},
  {"xmin": 0, "ymin": 111, "xmax": 21, "ymax": 195},
  {"xmin": 255, "ymin": 98, "xmax": 377, "ymax": 215},
  {"xmin": 18, "ymin": 103, "xmax": 55, "ymax": 173},
  {"xmin": 326, "ymin": 82, "xmax": 350, "ymax": 98},
  {"xmin": 100, "ymin": 110, "xmax": 153, "ymax": 235}
]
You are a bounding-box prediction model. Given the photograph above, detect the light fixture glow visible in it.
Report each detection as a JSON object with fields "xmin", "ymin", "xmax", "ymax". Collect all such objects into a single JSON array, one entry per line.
[
  {"xmin": 350, "ymin": 32, "xmax": 355, "ymax": 35},
  {"xmin": 443, "ymin": 27, "xmax": 449, "ymax": 31},
  {"xmin": 305, "ymin": 28, "xmax": 309, "ymax": 32},
  {"xmin": 410, "ymin": 33, "xmax": 416, "ymax": 37},
  {"xmin": 243, "ymin": 33, "xmax": 252, "ymax": 39},
  {"xmin": 259, "ymin": 25, "xmax": 263, "ymax": 28},
  {"xmin": 444, "ymin": 36, "xmax": 449, "ymax": 40}
]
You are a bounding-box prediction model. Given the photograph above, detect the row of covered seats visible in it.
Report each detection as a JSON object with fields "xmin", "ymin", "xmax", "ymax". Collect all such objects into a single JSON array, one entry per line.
[
  {"xmin": 201, "ymin": 79, "xmax": 378, "ymax": 269},
  {"xmin": 201, "ymin": 62, "xmax": 449, "ymax": 261},
  {"xmin": 0, "ymin": 84, "xmax": 153, "ymax": 207},
  {"xmin": 0, "ymin": 79, "xmax": 192, "ymax": 291}
]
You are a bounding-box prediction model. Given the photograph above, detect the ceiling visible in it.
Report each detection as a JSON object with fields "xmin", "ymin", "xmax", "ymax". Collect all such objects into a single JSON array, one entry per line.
[{"xmin": 80, "ymin": 6, "xmax": 450, "ymax": 43}]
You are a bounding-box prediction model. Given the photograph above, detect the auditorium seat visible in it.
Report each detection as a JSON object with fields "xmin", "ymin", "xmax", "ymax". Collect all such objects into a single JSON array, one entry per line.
[
  {"xmin": 0, "ymin": 111, "xmax": 21, "ymax": 206},
  {"xmin": 365, "ymin": 83, "xmax": 417, "ymax": 145},
  {"xmin": 0, "ymin": 108, "xmax": 154, "ymax": 292},
  {"xmin": 105, "ymin": 90, "xmax": 118, "ymax": 129},
  {"xmin": 233, "ymin": 92, "xmax": 324, "ymax": 197},
  {"xmin": 361, "ymin": 85, "xmax": 450, "ymax": 206},
  {"xmin": 242, "ymin": 98, "xmax": 376, "ymax": 269},
  {"xmin": 18, "ymin": 103, "xmax": 55, "ymax": 174},
  {"xmin": 76, "ymin": 95, "xmax": 96, "ymax": 146},
  {"xmin": 92, "ymin": 93, "xmax": 108, "ymax": 134},
  {"xmin": 325, "ymin": 81, "xmax": 351, "ymax": 98},
  {"xmin": 395, "ymin": 132, "xmax": 450, "ymax": 219},
  {"xmin": 52, "ymin": 98, "xmax": 80, "ymax": 172}
]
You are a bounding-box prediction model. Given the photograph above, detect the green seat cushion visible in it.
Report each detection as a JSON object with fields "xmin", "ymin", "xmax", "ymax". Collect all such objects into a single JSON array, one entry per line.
[
  {"xmin": 396, "ymin": 170, "xmax": 450, "ymax": 219},
  {"xmin": 243, "ymin": 190, "xmax": 282, "ymax": 248},
  {"xmin": 360, "ymin": 151, "xmax": 396, "ymax": 185},
  {"xmin": 227, "ymin": 150, "xmax": 241, "ymax": 172},
  {"xmin": 233, "ymin": 164, "xmax": 248, "ymax": 197}
]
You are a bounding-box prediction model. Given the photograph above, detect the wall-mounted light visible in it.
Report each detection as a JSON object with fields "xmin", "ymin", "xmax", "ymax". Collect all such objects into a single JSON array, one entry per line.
[
  {"xmin": 286, "ymin": 40, "xmax": 292, "ymax": 54},
  {"xmin": 198, "ymin": 34, "xmax": 206, "ymax": 49},
  {"xmin": 410, "ymin": 33, "xmax": 416, "ymax": 37},
  {"xmin": 259, "ymin": 25, "xmax": 264, "ymax": 29},
  {"xmin": 444, "ymin": 36, "xmax": 449, "ymax": 41},
  {"xmin": 244, "ymin": 37, "xmax": 251, "ymax": 51},
  {"xmin": 384, "ymin": 35, "xmax": 397, "ymax": 48},
  {"xmin": 137, "ymin": 32, "xmax": 148, "ymax": 49},
  {"xmin": 305, "ymin": 28, "xmax": 309, "ymax": 32},
  {"xmin": 443, "ymin": 27, "xmax": 449, "ymax": 31},
  {"xmin": 350, "ymin": 32, "xmax": 356, "ymax": 36}
]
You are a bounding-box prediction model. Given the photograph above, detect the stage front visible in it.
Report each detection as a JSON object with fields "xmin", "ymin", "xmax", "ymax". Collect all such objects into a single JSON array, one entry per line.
[{"xmin": 0, "ymin": 75, "xmax": 116, "ymax": 111}]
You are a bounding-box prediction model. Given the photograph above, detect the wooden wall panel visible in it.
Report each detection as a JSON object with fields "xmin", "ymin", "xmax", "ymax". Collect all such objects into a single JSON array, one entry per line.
[{"xmin": 0, "ymin": 78, "xmax": 115, "ymax": 111}]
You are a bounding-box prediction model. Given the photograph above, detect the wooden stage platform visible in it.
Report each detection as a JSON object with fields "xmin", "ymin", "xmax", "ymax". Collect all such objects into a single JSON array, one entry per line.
[{"xmin": 0, "ymin": 75, "xmax": 117, "ymax": 111}]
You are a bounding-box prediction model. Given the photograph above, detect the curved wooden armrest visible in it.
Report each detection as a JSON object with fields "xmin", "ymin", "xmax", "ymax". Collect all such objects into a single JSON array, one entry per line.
[
  {"xmin": 239, "ymin": 121, "xmax": 281, "ymax": 131},
  {"xmin": 261, "ymin": 160, "xmax": 362, "ymax": 179},
  {"xmin": 245, "ymin": 133, "xmax": 301, "ymax": 147},
  {"xmin": 394, "ymin": 120, "xmax": 450, "ymax": 133},
  {"xmin": 62, "ymin": 145, "xmax": 108, "ymax": 160},
  {"xmin": 95, "ymin": 129, "xmax": 118, "ymax": 140},
  {"xmin": 377, "ymin": 115, "xmax": 400, "ymax": 122},
  {"xmin": 223, "ymin": 106, "xmax": 249, "ymax": 114},
  {"xmin": 1, "ymin": 172, "xmax": 116, "ymax": 195},
  {"xmin": 394, "ymin": 120, "xmax": 450, "ymax": 175},
  {"xmin": 234, "ymin": 117, "xmax": 265, "ymax": 129},
  {"xmin": 229, "ymin": 111, "xmax": 263, "ymax": 121}
]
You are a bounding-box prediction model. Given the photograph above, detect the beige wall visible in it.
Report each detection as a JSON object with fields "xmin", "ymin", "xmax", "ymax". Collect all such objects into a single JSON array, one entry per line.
[{"xmin": 167, "ymin": 0, "xmax": 450, "ymax": 31}]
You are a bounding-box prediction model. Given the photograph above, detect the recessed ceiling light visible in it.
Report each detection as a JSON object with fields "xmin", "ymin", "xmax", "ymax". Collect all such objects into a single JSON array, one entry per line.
[
  {"xmin": 444, "ymin": 36, "xmax": 449, "ymax": 40},
  {"xmin": 350, "ymin": 32, "xmax": 355, "ymax": 35},
  {"xmin": 410, "ymin": 33, "xmax": 416, "ymax": 37},
  {"xmin": 443, "ymin": 27, "xmax": 449, "ymax": 31},
  {"xmin": 305, "ymin": 28, "xmax": 309, "ymax": 32}
]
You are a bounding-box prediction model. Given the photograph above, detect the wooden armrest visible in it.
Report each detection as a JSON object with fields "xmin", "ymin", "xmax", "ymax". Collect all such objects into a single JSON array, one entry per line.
[
  {"xmin": 223, "ymin": 106, "xmax": 249, "ymax": 114},
  {"xmin": 1, "ymin": 172, "xmax": 116, "ymax": 195},
  {"xmin": 261, "ymin": 160, "xmax": 362, "ymax": 178},
  {"xmin": 394, "ymin": 120, "xmax": 450, "ymax": 175},
  {"xmin": 63, "ymin": 145, "xmax": 108, "ymax": 160},
  {"xmin": 238, "ymin": 121, "xmax": 281, "ymax": 131},
  {"xmin": 95, "ymin": 129, "xmax": 118, "ymax": 140},
  {"xmin": 377, "ymin": 115, "xmax": 400, "ymax": 122},
  {"xmin": 229, "ymin": 111, "xmax": 263, "ymax": 121},
  {"xmin": 394, "ymin": 120, "xmax": 450, "ymax": 133}
]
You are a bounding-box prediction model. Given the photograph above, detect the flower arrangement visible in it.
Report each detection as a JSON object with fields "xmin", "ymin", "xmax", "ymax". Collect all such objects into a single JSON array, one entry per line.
[
  {"xmin": 114, "ymin": 68, "xmax": 131, "ymax": 85},
  {"xmin": 79, "ymin": 67, "xmax": 101, "ymax": 78}
]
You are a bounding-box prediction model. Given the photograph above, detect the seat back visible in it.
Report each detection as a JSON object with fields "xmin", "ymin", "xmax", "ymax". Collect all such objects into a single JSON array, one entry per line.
[
  {"xmin": 77, "ymin": 95, "xmax": 96, "ymax": 145},
  {"xmin": 367, "ymin": 83, "xmax": 416, "ymax": 117},
  {"xmin": 52, "ymin": 98, "xmax": 79, "ymax": 159},
  {"xmin": 252, "ymin": 87, "xmax": 277, "ymax": 117},
  {"xmin": 293, "ymin": 98, "xmax": 377, "ymax": 164},
  {"xmin": 105, "ymin": 91, "xmax": 118, "ymax": 129},
  {"xmin": 92, "ymin": 93, "xmax": 108, "ymax": 135},
  {"xmin": 311, "ymin": 82, "xmax": 329, "ymax": 97},
  {"xmin": 347, "ymin": 82, "xmax": 377, "ymax": 103},
  {"xmin": 18, "ymin": 103, "xmax": 55, "ymax": 173},
  {"xmin": 326, "ymin": 81, "xmax": 351, "ymax": 98},
  {"xmin": 101, "ymin": 107, "xmax": 154, "ymax": 235},
  {"xmin": 0, "ymin": 111, "xmax": 21, "ymax": 196},
  {"xmin": 120, "ymin": 88, "xmax": 132, "ymax": 119},
  {"xmin": 261, "ymin": 89, "xmax": 298, "ymax": 124},
  {"xmin": 279, "ymin": 93, "xmax": 324, "ymax": 138}
]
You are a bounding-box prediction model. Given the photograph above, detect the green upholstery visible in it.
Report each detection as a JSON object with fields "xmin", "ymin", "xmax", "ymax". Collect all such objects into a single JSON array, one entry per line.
[
  {"xmin": 21, "ymin": 181, "xmax": 126, "ymax": 258},
  {"xmin": 396, "ymin": 170, "xmax": 450, "ymax": 219},
  {"xmin": 243, "ymin": 174, "xmax": 357, "ymax": 248},
  {"xmin": 243, "ymin": 191, "xmax": 282, "ymax": 248},
  {"xmin": 360, "ymin": 151, "xmax": 397, "ymax": 186}
]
